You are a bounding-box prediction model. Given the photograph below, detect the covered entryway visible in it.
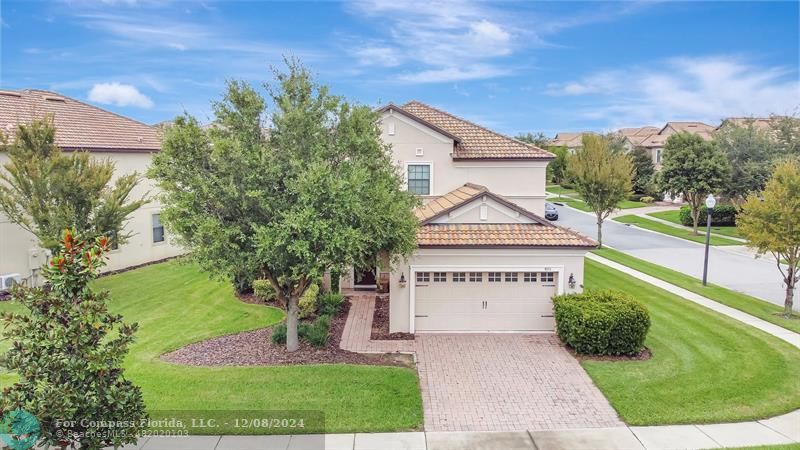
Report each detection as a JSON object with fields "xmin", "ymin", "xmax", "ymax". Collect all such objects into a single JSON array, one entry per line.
[{"xmin": 413, "ymin": 270, "xmax": 559, "ymax": 332}]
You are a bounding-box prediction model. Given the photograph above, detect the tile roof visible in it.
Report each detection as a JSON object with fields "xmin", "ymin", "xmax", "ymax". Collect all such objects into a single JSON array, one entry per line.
[
  {"xmin": 417, "ymin": 223, "xmax": 597, "ymax": 248},
  {"xmin": 414, "ymin": 183, "xmax": 596, "ymax": 248},
  {"xmin": 0, "ymin": 89, "xmax": 160, "ymax": 152},
  {"xmin": 398, "ymin": 101, "xmax": 554, "ymax": 160},
  {"xmin": 550, "ymin": 132, "xmax": 596, "ymax": 148},
  {"xmin": 661, "ymin": 121, "xmax": 715, "ymax": 140},
  {"xmin": 414, "ymin": 183, "xmax": 488, "ymax": 222}
]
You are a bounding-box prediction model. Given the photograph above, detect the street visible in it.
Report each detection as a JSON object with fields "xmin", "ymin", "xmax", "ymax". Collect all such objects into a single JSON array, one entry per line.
[{"xmin": 554, "ymin": 205, "xmax": 798, "ymax": 310}]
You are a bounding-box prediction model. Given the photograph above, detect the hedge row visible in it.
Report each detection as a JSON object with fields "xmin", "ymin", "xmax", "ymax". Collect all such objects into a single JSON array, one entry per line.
[
  {"xmin": 553, "ymin": 290, "xmax": 650, "ymax": 356},
  {"xmin": 679, "ymin": 205, "xmax": 737, "ymax": 226}
]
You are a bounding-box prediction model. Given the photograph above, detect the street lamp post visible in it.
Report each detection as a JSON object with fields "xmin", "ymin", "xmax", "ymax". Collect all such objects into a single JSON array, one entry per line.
[{"xmin": 702, "ymin": 194, "xmax": 717, "ymax": 286}]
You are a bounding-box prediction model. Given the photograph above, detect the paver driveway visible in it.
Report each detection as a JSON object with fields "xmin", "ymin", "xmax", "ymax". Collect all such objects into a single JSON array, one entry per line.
[{"xmin": 416, "ymin": 333, "xmax": 622, "ymax": 432}]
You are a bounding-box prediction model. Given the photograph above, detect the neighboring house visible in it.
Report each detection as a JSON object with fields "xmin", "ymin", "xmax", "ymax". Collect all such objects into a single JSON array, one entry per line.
[
  {"xmin": 342, "ymin": 101, "xmax": 596, "ymax": 333},
  {"xmin": 0, "ymin": 89, "xmax": 183, "ymax": 284},
  {"xmin": 617, "ymin": 126, "xmax": 660, "ymax": 152},
  {"xmin": 549, "ymin": 131, "xmax": 596, "ymax": 153},
  {"xmin": 623, "ymin": 122, "xmax": 715, "ymax": 170}
]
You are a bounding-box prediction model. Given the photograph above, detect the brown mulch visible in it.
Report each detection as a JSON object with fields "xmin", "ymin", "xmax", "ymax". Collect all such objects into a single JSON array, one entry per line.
[
  {"xmin": 370, "ymin": 295, "xmax": 414, "ymax": 341},
  {"xmin": 161, "ymin": 299, "xmax": 414, "ymax": 368},
  {"xmin": 570, "ymin": 346, "xmax": 652, "ymax": 361}
]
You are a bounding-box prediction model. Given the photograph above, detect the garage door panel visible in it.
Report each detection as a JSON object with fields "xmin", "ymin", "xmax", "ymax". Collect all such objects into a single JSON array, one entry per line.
[{"xmin": 414, "ymin": 271, "xmax": 558, "ymax": 332}]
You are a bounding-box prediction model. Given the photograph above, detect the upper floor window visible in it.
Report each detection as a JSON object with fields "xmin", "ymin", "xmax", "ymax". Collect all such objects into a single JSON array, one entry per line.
[
  {"xmin": 407, "ymin": 164, "xmax": 431, "ymax": 195},
  {"xmin": 656, "ymin": 149, "xmax": 662, "ymax": 163},
  {"xmin": 152, "ymin": 214, "xmax": 165, "ymax": 243}
]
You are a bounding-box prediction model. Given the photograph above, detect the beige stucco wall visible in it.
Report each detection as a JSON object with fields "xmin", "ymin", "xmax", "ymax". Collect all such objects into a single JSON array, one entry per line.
[
  {"xmin": 0, "ymin": 151, "xmax": 184, "ymax": 283},
  {"xmin": 380, "ymin": 110, "xmax": 548, "ymax": 216},
  {"xmin": 388, "ymin": 248, "xmax": 588, "ymax": 333}
]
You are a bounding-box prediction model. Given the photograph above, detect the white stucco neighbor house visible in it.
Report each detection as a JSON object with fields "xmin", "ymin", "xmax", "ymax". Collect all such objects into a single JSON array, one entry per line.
[
  {"xmin": 0, "ymin": 89, "xmax": 184, "ymax": 286},
  {"xmin": 341, "ymin": 101, "xmax": 597, "ymax": 333}
]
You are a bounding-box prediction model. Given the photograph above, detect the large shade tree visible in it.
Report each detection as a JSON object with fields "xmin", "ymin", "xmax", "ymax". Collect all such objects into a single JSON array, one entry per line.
[
  {"xmin": 738, "ymin": 159, "xmax": 800, "ymax": 316},
  {"xmin": 0, "ymin": 117, "xmax": 146, "ymax": 252},
  {"xmin": 660, "ymin": 132, "xmax": 730, "ymax": 234},
  {"xmin": 150, "ymin": 62, "xmax": 419, "ymax": 351},
  {"xmin": 715, "ymin": 121, "xmax": 777, "ymax": 207},
  {"xmin": 567, "ymin": 134, "xmax": 633, "ymax": 248},
  {"xmin": 630, "ymin": 147, "xmax": 656, "ymax": 195}
]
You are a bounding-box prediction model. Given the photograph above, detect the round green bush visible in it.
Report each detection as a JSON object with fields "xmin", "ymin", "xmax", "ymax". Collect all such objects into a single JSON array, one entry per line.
[{"xmin": 553, "ymin": 290, "xmax": 650, "ymax": 356}]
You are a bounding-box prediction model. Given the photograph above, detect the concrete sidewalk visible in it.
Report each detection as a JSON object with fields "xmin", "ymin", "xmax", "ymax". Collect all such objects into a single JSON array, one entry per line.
[{"xmin": 110, "ymin": 409, "xmax": 800, "ymax": 449}]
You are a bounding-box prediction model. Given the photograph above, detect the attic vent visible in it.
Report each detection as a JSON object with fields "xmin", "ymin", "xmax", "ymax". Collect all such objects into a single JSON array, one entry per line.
[
  {"xmin": 44, "ymin": 95, "xmax": 66, "ymax": 102},
  {"xmin": 0, "ymin": 91, "xmax": 21, "ymax": 98},
  {"xmin": 388, "ymin": 121, "xmax": 396, "ymax": 135},
  {"xmin": 687, "ymin": 124, "xmax": 697, "ymax": 128},
  {"xmin": 415, "ymin": 147, "xmax": 424, "ymax": 156}
]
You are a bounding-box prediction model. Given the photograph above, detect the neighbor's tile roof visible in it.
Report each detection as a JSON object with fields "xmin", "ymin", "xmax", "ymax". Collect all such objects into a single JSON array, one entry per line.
[
  {"xmin": 414, "ymin": 183, "xmax": 488, "ymax": 222},
  {"xmin": 661, "ymin": 121, "xmax": 715, "ymax": 140},
  {"xmin": 550, "ymin": 132, "xmax": 596, "ymax": 148},
  {"xmin": 400, "ymin": 101, "xmax": 554, "ymax": 160},
  {"xmin": 0, "ymin": 89, "xmax": 160, "ymax": 152},
  {"xmin": 417, "ymin": 223, "xmax": 597, "ymax": 248}
]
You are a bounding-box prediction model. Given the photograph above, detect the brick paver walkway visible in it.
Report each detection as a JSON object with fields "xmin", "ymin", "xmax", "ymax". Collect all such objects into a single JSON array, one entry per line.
[
  {"xmin": 416, "ymin": 334, "xmax": 623, "ymax": 432},
  {"xmin": 340, "ymin": 293, "xmax": 415, "ymax": 354}
]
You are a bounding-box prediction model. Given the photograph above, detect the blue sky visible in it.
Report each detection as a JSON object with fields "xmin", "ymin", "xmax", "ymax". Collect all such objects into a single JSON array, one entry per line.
[{"xmin": 1, "ymin": 0, "xmax": 798, "ymax": 136}]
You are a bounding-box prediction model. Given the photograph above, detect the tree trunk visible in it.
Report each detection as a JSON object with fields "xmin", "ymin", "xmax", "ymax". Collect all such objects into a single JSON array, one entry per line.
[
  {"xmin": 596, "ymin": 216, "xmax": 604, "ymax": 249},
  {"xmin": 691, "ymin": 206, "xmax": 700, "ymax": 235},
  {"xmin": 286, "ymin": 295, "xmax": 300, "ymax": 352},
  {"xmin": 784, "ymin": 266, "xmax": 796, "ymax": 317}
]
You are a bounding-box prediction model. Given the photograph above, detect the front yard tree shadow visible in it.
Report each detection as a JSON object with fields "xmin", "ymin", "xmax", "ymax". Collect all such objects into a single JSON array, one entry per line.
[{"xmin": 149, "ymin": 59, "xmax": 418, "ymax": 351}]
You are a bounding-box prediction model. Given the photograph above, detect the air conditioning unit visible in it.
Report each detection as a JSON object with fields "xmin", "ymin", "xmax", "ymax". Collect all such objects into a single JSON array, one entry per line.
[{"xmin": 0, "ymin": 274, "xmax": 22, "ymax": 293}]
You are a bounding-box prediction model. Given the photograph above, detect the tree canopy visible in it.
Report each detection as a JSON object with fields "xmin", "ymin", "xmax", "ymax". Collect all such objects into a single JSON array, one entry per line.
[
  {"xmin": 150, "ymin": 61, "xmax": 419, "ymax": 351},
  {"xmin": 714, "ymin": 121, "xmax": 778, "ymax": 206},
  {"xmin": 738, "ymin": 159, "xmax": 800, "ymax": 316},
  {"xmin": 515, "ymin": 131, "xmax": 550, "ymax": 148},
  {"xmin": 660, "ymin": 132, "xmax": 730, "ymax": 233},
  {"xmin": 630, "ymin": 147, "xmax": 656, "ymax": 195},
  {"xmin": 0, "ymin": 117, "xmax": 146, "ymax": 252},
  {"xmin": 567, "ymin": 134, "xmax": 633, "ymax": 248}
]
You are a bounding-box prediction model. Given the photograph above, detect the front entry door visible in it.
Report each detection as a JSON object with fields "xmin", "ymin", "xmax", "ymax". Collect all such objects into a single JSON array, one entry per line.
[{"xmin": 354, "ymin": 266, "xmax": 377, "ymax": 290}]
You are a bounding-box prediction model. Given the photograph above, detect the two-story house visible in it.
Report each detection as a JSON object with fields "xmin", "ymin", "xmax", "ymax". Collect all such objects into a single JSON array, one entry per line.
[
  {"xmin": 341, "ymin": 101, "xmax": 596, "ymax": 333},
  {"xmin": 0, "ymin": 90, "xmax": 184, "ymax": 286}
]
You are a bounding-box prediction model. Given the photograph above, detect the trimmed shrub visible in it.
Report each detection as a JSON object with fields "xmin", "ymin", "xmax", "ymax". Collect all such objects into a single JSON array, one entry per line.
[
  {"xmin": 553, "ymin": 290, "xmax": 650, "ymax": 356},
  {"xmin": 271, "ymin": 323, "xmax": 287, "ymax": 344},
  {"xmin": 253, "ymin": 279, "xmax": 277, "ymax": 303},
  {"xmin": 319, "ymin": 292, "xmax": 344, "ymax": 316},
  {"xmin": 301, "ymin": 314, "xmax": 331, "ymax": 347},
  {"xmin": 299, "ymin": 283, "xmax": 320, "ymax": 319},
  {"xmin": 679, "ymin": 205, "xmax": 737, "ymax": 227},
  {"xmin": 640, "ymin": 196, "xmax": 655, "ymax": 203}
]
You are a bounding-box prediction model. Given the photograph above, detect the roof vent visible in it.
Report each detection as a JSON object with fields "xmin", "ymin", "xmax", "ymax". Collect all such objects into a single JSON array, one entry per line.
[
  {"xmin": 43, "ymin": 95, "xmax": 66, "ymax": 102},
  {"xmin": 0, "ymin": 91, "xmax": 21, "ymax": 98},
  {"xmin": 137, "ymin": 136, "xmax": 143, "ymax": 143}
]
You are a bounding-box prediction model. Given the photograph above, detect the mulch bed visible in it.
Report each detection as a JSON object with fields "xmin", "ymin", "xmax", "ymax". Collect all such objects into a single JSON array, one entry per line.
[
  {"xmin": 370, "ymin": 295, "xmax": 414, "ymax": 341},
  {"xmin": 161, "ymin": 299, "xmax": 414, "ymax": 368},
  {"xmin": 571, "ymin": 347, "xmax": 652, "ymax": 362}
]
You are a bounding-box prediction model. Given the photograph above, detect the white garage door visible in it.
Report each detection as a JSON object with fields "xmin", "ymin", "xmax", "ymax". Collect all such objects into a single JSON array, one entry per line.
[{"xmin": 414, "ymin": 271, "xmax": 558, "ymax": 332}]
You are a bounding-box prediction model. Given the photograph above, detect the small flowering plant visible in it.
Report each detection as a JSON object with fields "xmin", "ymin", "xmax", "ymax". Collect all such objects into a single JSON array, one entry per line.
[{"xmin": 0, "ymin": 229, "xmax": 147, "ymax": 450}]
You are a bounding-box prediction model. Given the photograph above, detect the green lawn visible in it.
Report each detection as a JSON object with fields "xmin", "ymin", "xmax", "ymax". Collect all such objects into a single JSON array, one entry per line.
[
  {"xmin": 548, "ymin": 185, "xmax": 647, "ymax": 210},
  {"xmin": 649, "ymin": 209, "xmax": 742, "ymax": 238},
  {"xmin": 0, "ymin": 261, "xmax": 422, "ymax": 434},
  {"xmin": 545, "ymin": 185, "xmax": 578, "ymax": 196},
  {"xmin": 593, "ymin": 248, "xmax": 800, "ymax": 333},
  {"xmin": 614, "ymin": 214, "xmax": 742, "ymax": 246},
  {"xmin": 582, "ymin": 259, "xmax": 800, "ymax": 425}
]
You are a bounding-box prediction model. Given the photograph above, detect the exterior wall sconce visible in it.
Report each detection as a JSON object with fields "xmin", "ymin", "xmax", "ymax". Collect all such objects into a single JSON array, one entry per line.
[
  {"xmin": 568, "ymin": 273, "xmax": 576, "ymax": 289},
  {"xmin": 398, "ymin": 273, "xmax": 407, "ymax": 287}
]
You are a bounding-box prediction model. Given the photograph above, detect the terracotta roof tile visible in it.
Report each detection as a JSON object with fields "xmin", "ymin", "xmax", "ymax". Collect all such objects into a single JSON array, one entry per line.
[
  {"xmin": 0, "ymin": 89, "xmax": 160, "ymax": 152},
  {"xmin": 418, "ymin": 223, "xmax": 596, "ymax": 248},
  {"xmin": 414, "ymin": 183, "xmax": 488, "ymax": 221},
  {"xmin": 400, "ymin": 101, "xmax": 554, "ymax": 160},
  {"xmin": 414, "ymin": 183, "xmax": 596, "ymax": 248}
]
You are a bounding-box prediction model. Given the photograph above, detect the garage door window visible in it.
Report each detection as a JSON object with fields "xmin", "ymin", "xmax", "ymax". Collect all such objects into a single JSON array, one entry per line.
[
  {"xmin": 540, "ymin": 272, "xmax": 555, "ymax": 283},
  {"xmin": 453, "ymin": 272, "xmax": 466, "ymax": 282},
  {"xmin": 523, "ymin": 272, "xmax": 537, "ymax": 282},
  {"xmin": 416, "ymin": 272, "xmax": 430, "ymax": 283},
  {"xmin": 505, "ymin": 272, "xmax": 518, "ymax": 282},
  {"xmin": 469, "ymin": 272, "xmax": 483, "ymax": 282},
  {"xmin": 488, "ymin": 272, "xmax": 502, "ymax": 282},
  {"xmin": 433, "ymin": 272, "xmax": 447, "ymax": 282}
]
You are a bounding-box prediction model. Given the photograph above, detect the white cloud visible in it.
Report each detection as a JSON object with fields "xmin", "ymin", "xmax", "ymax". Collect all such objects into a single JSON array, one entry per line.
[
  {"xmin": 398, "ymin": 65, "xmax": 511, "ymax": 84},
  {"xmin": 88, "ymin": 82, "xmax": 153, "ymax": 108},
  {"xmin": 547, "ymin": 56, "xmax": 800, "ymax": 126},
  {"xmin": 353, "ymin": 45, "xmax": 403, "ymax": 67}
]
